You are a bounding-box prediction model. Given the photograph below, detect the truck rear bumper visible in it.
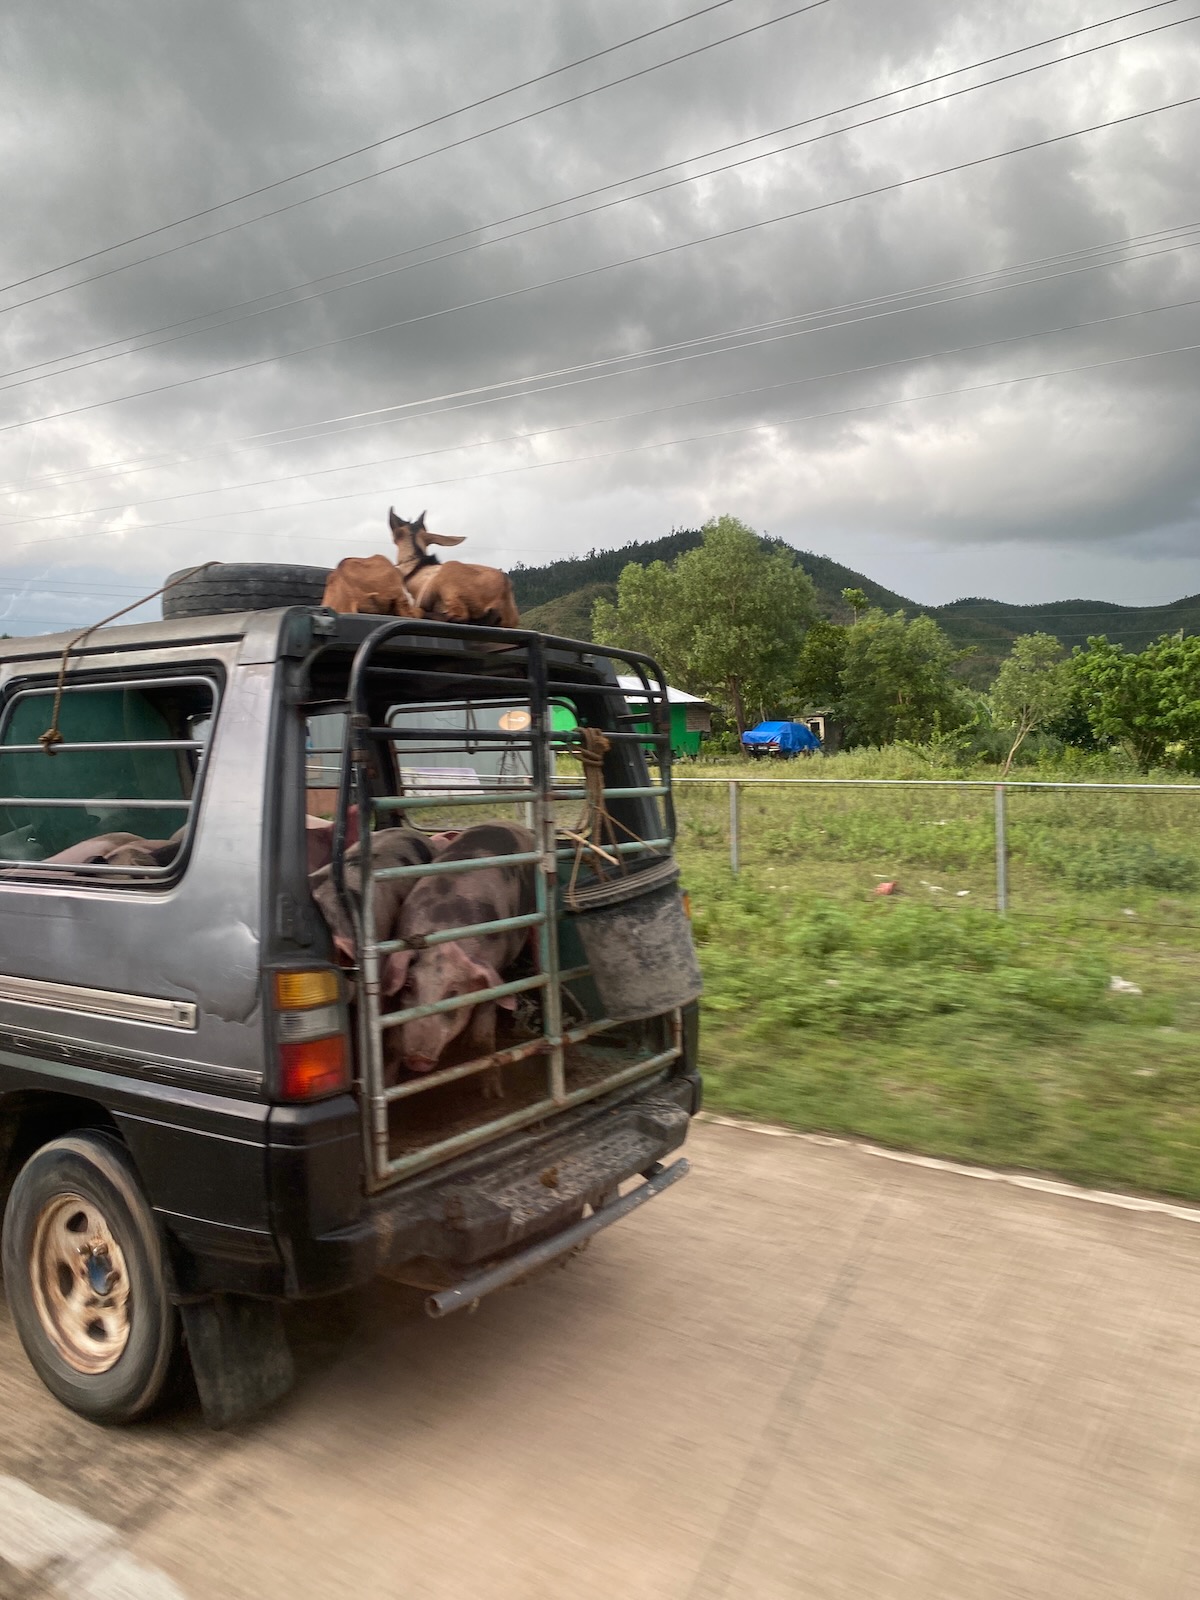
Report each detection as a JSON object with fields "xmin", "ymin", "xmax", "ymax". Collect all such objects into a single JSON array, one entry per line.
[
  {"xmin": 275, "ymin": 1069, "xmax": 699, "ymax": 1299},
  {"xmin": 424, "ymin": 1156, "xmax": 689, "ymax": 1317}
]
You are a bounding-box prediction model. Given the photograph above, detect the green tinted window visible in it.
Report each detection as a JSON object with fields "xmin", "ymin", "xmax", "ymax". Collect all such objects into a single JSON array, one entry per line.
[{"xmin": 0, "ymin": 678, "xmax": 214, "ymax": 868}]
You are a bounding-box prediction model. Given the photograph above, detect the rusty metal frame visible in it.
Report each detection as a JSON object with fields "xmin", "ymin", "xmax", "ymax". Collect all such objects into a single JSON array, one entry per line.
[{"xmin": 331, "ymin": 619, "xmax": 683, "ymax": 1190}]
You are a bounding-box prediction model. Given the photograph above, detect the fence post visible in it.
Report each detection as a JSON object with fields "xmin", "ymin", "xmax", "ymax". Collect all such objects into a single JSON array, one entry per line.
[
  {"xmin": 729, "ymin": 780, "xmax": 740, "ymax": 876},
  {"xmin": 993, "ymin": 783, "xmax": 1008, "ymax": 915}
]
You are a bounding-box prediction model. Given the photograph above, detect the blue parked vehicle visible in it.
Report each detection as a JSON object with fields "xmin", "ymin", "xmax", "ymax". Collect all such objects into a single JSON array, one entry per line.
[{"xmin": 740, "ymin": 720, "xmax": 822, "ymax": 758}]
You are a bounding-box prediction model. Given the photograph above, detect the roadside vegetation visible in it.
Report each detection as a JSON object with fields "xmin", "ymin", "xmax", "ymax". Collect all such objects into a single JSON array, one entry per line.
[
  {"xmin": 579, "ymin": 514, "xmax": 1200, "ymax": 1194},
  {"xmin": 670, "ymin": 761, "xmax": 1200, "ymax": 1199}
]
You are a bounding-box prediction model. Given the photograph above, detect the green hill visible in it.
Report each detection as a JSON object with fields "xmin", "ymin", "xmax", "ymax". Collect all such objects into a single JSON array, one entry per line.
[
  {"xmin": 509, "ymin": 534, "xmax": 1198, "ymax": 687},
  {"xmin": 509, "ymin": 530, "xmax": 703, "ymax": 612},
  {"xmin": 937, "ymin": 594, "xmax": 1200, "ymax": 654},
  {"xmin": 521, "ymin": 582, "xmax": 618, "ymax": 640}
]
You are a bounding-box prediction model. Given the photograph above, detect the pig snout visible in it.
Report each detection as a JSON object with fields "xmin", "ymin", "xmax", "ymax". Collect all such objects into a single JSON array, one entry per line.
[
  {"xmin": 382, "ymin": 942, "xmax": 510, "ymax": 1078},
  {"xmin": 396, "ymin": 1007, "xmax": 469, "ymax": 1073}
]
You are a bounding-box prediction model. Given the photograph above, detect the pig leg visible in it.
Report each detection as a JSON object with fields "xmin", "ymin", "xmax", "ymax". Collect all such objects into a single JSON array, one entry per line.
[{"xmin": 460, "ymin": 1002, "xmax": 504, "ymax": 1099}]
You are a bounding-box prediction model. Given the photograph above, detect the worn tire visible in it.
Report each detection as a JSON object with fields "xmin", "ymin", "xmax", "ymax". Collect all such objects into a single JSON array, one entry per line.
[
  {"xmin": 162, "ymin": 562, "xmax": 330, "ymax": 619},
  {"xmin": 2, "ymin": 1131, "xmax": 178, "ymax": 1424}
]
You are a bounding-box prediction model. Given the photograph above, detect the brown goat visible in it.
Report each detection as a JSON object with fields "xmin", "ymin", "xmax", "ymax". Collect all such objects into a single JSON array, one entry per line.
[
  {"xmin": 322, "ymin": 554, "xmax": 422, "ymax": 618},
  {"xmin": 389, "ymin": 509, "xmax": 519, "ymax": 628}
]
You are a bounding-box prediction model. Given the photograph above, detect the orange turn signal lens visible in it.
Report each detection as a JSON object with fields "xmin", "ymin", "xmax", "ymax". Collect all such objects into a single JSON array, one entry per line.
[
  {"xmin": 278, "ymin": 1034, "xmax": 350, "ymax": 1100},
  {"xmin": 275, "ymin": 968, "xmax": 340, "ymax": 1010}
]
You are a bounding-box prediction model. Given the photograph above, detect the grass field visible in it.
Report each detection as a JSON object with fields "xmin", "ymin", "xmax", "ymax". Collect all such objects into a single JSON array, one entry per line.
[{"xmin": 671, "ymin": 757, "xmax": 1200, "ymax": 1199}]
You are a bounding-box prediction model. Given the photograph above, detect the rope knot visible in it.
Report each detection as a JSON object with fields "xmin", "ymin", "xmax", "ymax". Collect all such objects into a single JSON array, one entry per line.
[
  {"xmin": 36, "ymin": 562, "xmax": 219, "ymax": 755},
  {"xmin": 565, "ymin": 725, "xmax": 658, "ymax": 908}
]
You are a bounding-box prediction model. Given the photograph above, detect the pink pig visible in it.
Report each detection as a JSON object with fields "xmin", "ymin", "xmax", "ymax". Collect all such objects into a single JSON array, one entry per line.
[{"xmin": 381, "ymin": 822, "xmax": 536, "ymax": 1079}]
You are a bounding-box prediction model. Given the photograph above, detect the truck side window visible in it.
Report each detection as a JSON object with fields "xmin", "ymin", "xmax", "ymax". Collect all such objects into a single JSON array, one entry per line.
[
  {"xmin": 0, "ymin": 677, "xmax": 215, "ymax": 874},
  {"xmin": 305, "ymin": 710, "xmax": 346, "ymax": 819}
]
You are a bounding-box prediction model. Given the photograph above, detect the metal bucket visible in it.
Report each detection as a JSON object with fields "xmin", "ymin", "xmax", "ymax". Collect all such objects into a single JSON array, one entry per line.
[{"xmin": 566, "ymin": 857, "xmax": 702, "ymax": 1022}]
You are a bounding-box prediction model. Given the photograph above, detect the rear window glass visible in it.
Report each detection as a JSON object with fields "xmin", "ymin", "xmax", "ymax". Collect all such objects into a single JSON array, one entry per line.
[
  {"xmin": 0, "ymin": 677, "xmax": 215, "ymax": 874},
  {"xmin": 305, "ymin": 697, "xmax": 582, "ymax": 832}
]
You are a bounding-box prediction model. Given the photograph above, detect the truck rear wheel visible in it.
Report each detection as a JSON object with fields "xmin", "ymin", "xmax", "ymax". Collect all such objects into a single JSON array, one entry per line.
[{"xmin": 2, "ymin": 1132, "xmax": 178, "ymax": 1424}]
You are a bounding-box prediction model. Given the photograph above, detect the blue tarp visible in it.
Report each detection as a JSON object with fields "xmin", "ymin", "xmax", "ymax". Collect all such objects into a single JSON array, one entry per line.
[{"xmin": 741, "ymin": 720, "xmax": 822, "ymax": 753}]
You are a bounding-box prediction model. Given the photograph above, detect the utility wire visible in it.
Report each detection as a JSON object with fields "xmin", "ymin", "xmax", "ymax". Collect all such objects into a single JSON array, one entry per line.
[
  {"xmin": 3, "ymin": 90, "xmax": 1198, "ymax": 441},
  {"xmin": 15, "ymin": 334, "xmax": 1200, "ymax": 552},
  {"xmin": 6, "ymin": 290, "xmax": 1199, "ymax": 531},
  {"xmin": 0, "ymin": 2, "xmax": 830, "ymax": 316},
  {"xmin": 5, "ymin": 219, "xmax": 1198, "ymax": 499},
  {"xmin": 5, "ymin": 0, "xmax": 1187, "ymax": 390},
  {"xmin": 0, "ymin": 0, "xmax": 737, "ymax": 296}
]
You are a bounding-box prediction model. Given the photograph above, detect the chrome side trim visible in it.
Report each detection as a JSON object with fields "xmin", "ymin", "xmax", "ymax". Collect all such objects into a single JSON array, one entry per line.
[
  {"xmin": 0, "ymin": 974, "xmax": 197, "ymax": 1029},
  {"xmin": 0, "ymin": 1026, "xmax": 260, "ymax": 1092}
]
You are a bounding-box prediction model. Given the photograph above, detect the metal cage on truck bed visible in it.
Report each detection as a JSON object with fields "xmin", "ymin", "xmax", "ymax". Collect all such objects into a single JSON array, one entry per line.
[{"xmin": 310, "ymin": 619, "xmax": 685, "ymax": 1193}]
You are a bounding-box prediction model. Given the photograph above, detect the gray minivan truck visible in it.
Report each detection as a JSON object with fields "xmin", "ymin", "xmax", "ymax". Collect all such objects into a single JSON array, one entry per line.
[{"xmin": 0, "ymin": 583, "xmax": 700, "ymax": 1425}]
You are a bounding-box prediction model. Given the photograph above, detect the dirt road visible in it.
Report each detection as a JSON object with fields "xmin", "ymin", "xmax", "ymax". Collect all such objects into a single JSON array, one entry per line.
[{"xmin": 4, "ymin": 1118, "xmax": 1200, "ymax": 1599}]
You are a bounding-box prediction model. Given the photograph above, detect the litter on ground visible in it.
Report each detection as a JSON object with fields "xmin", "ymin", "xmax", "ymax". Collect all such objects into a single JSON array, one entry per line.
[{"xmin": 1109, "ymin": 975, "xmax": 1143, "ymax": 996}]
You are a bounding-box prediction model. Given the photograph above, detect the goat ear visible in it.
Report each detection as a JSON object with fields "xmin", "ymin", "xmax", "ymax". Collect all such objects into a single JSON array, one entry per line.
[
  {"xmin": 388, "ymin": 507, "xmax": 404, "ymax": 535},
  {"xmin": 414, "ymin": 510, "xmax": 426, "ymax": 529},
  {"xmin": 382, "ymin": 949, "xmax": 416, "ymax": 997},
  {"xmin": 425, "ymin": 532, "xmax": 467, "ymax": 547}
]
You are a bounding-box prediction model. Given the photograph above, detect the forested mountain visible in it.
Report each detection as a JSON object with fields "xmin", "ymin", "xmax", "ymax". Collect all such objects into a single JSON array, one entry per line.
[{"xmin": 511, "ymin": 532, "xmax": 1198, "ymax": 684}]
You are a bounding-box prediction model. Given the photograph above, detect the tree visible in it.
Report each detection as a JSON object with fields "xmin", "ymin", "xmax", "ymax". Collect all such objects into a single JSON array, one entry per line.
[
  {"xmin": 590, "ymin": 560, "xmax": 681, "ymax": 664},
  {"xmin": 838, "ymin": 609, "xmax": 966, "ymax": 747},
  {"xmin": 841, "ymin": 587, "xmax": 868, "ymax": 622},
  {"xmin": 1068, "ymin": 634, "xmax": 1200, "ymax": 772},
  {"xmin": 591, "ymin": 515, "xmax": 818, "ymax": 733},
  {"xmin": 791, "ymin": 619, "xmax": 848, "ymax": 708},
  {"xmin": 990, "ymin": 632, "xmax": 1072, "ymax": 776}
]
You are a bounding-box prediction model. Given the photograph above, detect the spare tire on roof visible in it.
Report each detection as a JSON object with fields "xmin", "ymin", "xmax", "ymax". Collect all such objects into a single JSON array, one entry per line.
[{"xmin": 161, "ymin": 562, "xmax": 331, "ymax": 620}]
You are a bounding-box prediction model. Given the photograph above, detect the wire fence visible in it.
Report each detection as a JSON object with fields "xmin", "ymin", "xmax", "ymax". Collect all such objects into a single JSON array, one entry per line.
[{"xmin": 671, "ymin": 776, "xmax": 1200, "ymax": 930}]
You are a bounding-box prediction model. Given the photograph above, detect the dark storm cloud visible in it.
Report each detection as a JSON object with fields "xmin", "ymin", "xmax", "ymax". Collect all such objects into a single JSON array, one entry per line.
[{"xmin": 2, "ymin": 0, "xmax": 1199, "ymax": 633}]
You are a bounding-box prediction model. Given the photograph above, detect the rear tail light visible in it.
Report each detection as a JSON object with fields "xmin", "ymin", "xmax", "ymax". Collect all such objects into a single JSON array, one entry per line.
[
  {"xmin": 273, "ymin": 969, "xmax": 351, "ymax": 1101},
  {"xmin": 275, "ymin": 969, "xmax": 340, "ymax": 1010},
  {"xmin": 279, "ymin": 1035, "xmax": 349, "ymax": 1100}
]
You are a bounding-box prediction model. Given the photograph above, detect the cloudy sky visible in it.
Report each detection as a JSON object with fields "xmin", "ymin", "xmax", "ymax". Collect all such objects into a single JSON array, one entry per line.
[{"xmin": 1, "ymin": 0, "xmax": 1198, "ymax": 636}]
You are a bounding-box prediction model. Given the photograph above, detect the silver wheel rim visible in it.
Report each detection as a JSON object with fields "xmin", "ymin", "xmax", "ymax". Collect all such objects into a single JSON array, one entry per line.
[{"xmin": 29, "ymin": 1192, "xmax": 132, "ymax": 1374}]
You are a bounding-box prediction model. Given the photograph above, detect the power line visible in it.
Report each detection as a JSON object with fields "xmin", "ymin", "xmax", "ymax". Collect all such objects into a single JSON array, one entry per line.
[
  {"xmin": 4, "ymin": 89, "xmax": 1197, "ymax": 442},
  {"xmin": 14, "ymin": 334, "xmax": 1200, "ymax": 553},
  {"xmin": 7, "ymin": 289, "xmax": 1199, "ymax": 532},
  {"xmin": 6, "ymin": 0, "xmax": 1187, "ymax": 392},
  {"xmin": 0, "ymin": 0, "xmax": 737, "ymax": 297},
  {"xmin": 5, "ymin": 218, "xmax": 1198, "ymax": 502},
  {"xmin": 0, "ymin": 1, "xmax": 831, "ymax": 317}
]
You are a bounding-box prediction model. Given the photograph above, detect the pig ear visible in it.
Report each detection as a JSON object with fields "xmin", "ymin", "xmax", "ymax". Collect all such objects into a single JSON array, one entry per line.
[
  {"xmin": 382, "ymin": 949, "xmax": 415, "ymax": 997},
  {"xmin": 467, "ymin": 958, "xmax": 514, "ymax": 1008},
  {"xmin": 333, "ymin": 934, "xmax": 357, "ymax": 966}
]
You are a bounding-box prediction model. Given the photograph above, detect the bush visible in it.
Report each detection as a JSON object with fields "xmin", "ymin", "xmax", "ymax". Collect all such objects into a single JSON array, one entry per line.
[
  {"xmin": 691, "ymin": 881, "xmax": 1115, "ymax": 1045},
  {"xmin": 1049, "ymin": 838, "xmax": 1200, "ymax": 892}
]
